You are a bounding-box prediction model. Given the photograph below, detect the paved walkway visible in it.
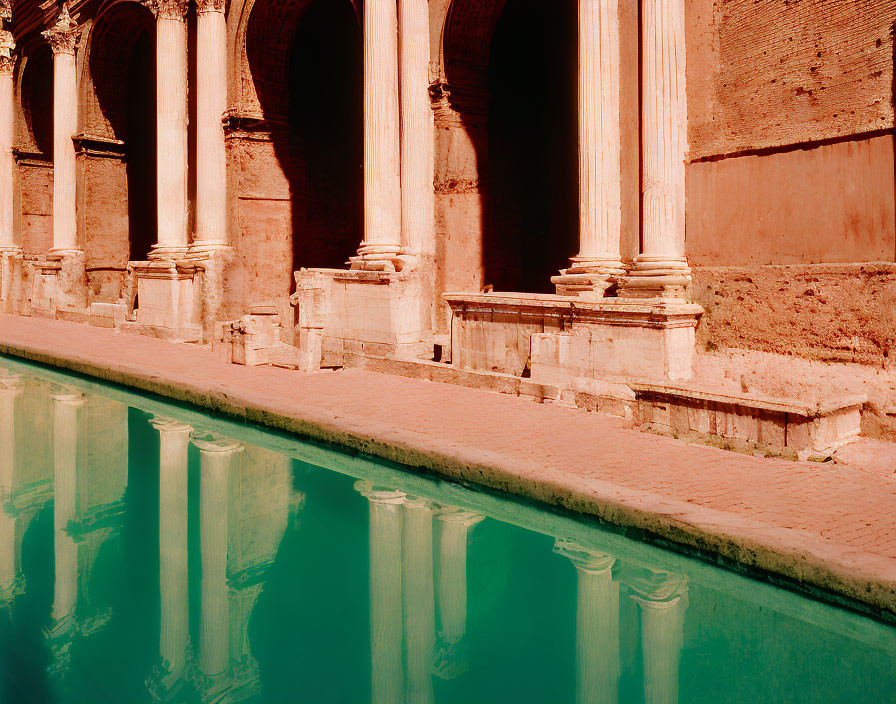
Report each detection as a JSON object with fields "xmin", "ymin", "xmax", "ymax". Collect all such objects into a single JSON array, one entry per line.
[{"xmin": 1, "ymin": 313, "xmax": 894, "ymax": 616}]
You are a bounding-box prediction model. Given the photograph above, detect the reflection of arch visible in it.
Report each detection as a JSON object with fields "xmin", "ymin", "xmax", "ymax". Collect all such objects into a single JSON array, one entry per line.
[{"xmin": 437, "ymin": 0, "xmax": 578, "ymax": 294}]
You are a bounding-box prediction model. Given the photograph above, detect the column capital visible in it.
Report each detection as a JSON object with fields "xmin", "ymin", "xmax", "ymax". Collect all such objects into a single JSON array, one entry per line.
[
  {"xmin": 553, "ymin": 539, "xmax": 615, "ymax": 574},
  {"xmin": 190, "ymin": 430, "xmax": 242, "ymax": 454},
  {"xmin": 41, "ymin": 3, "xmax": 82, "ymax": 56},
  {"xmin": 354, "ymin": 480, "xmax": 406, "ymax": 505},
  {"xmin": 0, "ymin": 0, "xmax": 11, "ymax": 22},
  {"xmin": 0, "ymin": 373, "xmax": 23, "ymax": 395},
  {"xmin": 195, "ymin": 0, "xmax": 225, "ymax": 13},
  {"xmin": 0, "ymin": 30, "xmax": 14, "ymax": 77},
  {"xmin": 144, "ymin": 0, "xmax": 189, "ymax": 21},
  {"xmin": 150, "ymin": 415, "xmax": 193, "ymax": 434}
]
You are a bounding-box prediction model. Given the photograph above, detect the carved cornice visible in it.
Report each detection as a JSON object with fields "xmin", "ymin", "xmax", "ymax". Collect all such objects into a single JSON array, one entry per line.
[
  {"xmin": 41, "ymin": 3, "xmax": 82, "ymax": 56},
  {"xmin": 143, "ymin": 0, "xmax": 189, "ymax": 21},
  {"xmin": 0, "ymin": 30, "xmax": 13, "ymax": 77},
  {"xmin": 196, "ymin": 0, "xmax": 225, "ymax": 14}
]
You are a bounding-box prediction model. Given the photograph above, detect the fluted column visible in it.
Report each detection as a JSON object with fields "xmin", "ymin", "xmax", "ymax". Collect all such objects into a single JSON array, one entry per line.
[
  {"xmin": 42, "ymin": 4, "xmax": 81, "ymax": 254},
  {"xmin": 50, "ymin": 391, "xmax": 86, "ymax": 630},
  {"xmin": 355, "ymin": 481, "xmax": 405, "ymax": 704},
  {"xmin": 402, "ymin": 497, "xmax": 435, "ymax": 704},
  {"xmin": 191, "ymin": 431, "xmax": 241, "ymax": 681},
  {"xmin": 151, "ymin": 416, "xmax": 192, "ymax": 688},
  {"xmin": 554, "ymin": 0, "xmax": 625, "ymax": 298},
  {"xmin": 192, "ymin": 0, "xmax": 228, "ymax": 254},
  {"xmin": 398, "ymin": 0, "xmax": 434, "ymax": 261},
  {"xmin": 618, "ymin": 0, "xmax": 690, "ymax": 299},
  {"xmin": 555, "ymin": 540, "xmax": 620, "ymax": 704},
  {"xmin": 627, "ymin": 570, "xmax": 688, "ymax": 704},
  {"xmin": 146, "ymin": 0, "xmax": 189, "ymax": 257},
  {"xmin": 0, "ymin": 30, "xmax": 15, "ymax": 254},
  {"xmin": 0, "ymin": 375, "xmax": 23, "ymax": 604},
  {"xmin": 350, "ymin": 0, "xmax": 403, "ymax": 271},
  {"xmin": 434, "ymin": 506, "xmax": 483, "ymax": 678}
]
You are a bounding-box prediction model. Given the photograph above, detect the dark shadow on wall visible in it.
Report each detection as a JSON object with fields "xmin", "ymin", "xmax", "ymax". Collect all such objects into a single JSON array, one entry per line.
[
  {"xmin": 484, "ymin": 0, "xmax": 578, "ymax": 294},
  {"xmin": 288, "ymin": 0, "xmax": 363, "ymax": 274},
  {"xmin": 21, "ymin": 48, "xmax": 53, "ymax": 157},
  {"xmin": 125, "ymin": 29, "xmax": 157, "ymax": 262}
]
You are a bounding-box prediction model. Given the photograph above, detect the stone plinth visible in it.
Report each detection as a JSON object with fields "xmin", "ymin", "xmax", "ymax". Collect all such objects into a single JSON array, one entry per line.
[
  {"xmin": 29, "ymin": 252, "xmax": 88, "ymax": 320},
  {"xmin": 291, "ymin": 268, "xmax": 431, "ymax": 369},
  {"xmin": 444, "ymin": 292, "xmax": 702, "ymax": 382},
  {"xmin": 127, "ymin": 260, "xmax": 200, "ymax": 342},
  {"xmin": 225, "ymin": 306, "xmax": 300, "ymax": 367}
]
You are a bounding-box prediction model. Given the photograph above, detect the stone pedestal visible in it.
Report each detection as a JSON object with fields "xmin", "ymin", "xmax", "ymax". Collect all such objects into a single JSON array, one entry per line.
[
  {"xmin": 127, "ymin": 260, "xmax": 201, "ymax": 342},
  {"xmin": 445, "ymin": 292, "xmax": 702, "ymax": 382},
  {"xmin": 291, "ymin": 268, "xmax": 431, "ymax": 369}
]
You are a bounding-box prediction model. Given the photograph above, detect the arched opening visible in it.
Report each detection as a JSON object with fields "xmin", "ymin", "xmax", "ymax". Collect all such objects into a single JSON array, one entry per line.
[
  {"xmin": 288, "ymin": 0, "xmax": 363, "ymax": 273},
  {"xmin": 241, "ymin": 0, "xmax": 362, "ymax": 313},
  {"xmin": 123, "ymin": 29, "xmax": 157, "ymax": 261},
  {"xmin": 442, "ymin": 0, "xmax": 578, "ymax": 294},
  {"xmin": 20, "ymin": 49, "xmax": 53, "ymax": 157},
  {"xmin": 87, "ymin": 1, "xmax": 157, "ymax": 266}
]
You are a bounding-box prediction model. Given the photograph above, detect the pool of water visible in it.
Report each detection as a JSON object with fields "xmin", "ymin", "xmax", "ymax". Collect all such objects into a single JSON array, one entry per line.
[{"xmin": 0, "ymin": 356, "xmax": 893, "ymax": 704}]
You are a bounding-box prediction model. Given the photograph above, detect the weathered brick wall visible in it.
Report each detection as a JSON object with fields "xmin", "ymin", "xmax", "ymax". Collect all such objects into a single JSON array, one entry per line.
[{"xmin": 687, "ymin": 0, "xmax": 895, "ymax": 159}]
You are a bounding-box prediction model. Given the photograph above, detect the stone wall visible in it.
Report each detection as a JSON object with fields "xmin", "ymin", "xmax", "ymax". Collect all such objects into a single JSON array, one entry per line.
[
  {"xmin": 18, "ymin": 160, "xmax": 51, "ymax": 256},
  {"xmin": 81, "ymin": 154, "xmax": 129, "ymax": 304}
]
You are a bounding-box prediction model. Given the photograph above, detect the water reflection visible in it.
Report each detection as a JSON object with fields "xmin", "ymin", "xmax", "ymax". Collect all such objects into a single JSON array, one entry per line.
[{"xmin": 0, "ymin": 361, "xmax": 894, "ymax": 704}]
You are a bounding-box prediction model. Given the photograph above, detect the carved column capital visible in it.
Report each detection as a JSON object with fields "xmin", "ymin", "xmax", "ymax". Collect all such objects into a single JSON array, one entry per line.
[
  {"xmin": 195, "ymin": 0, "xmax": 225, "ymax": 14},
  {"xmin": 0, "ymin": 0, "xmax": 11, "ymax": 23},
  {"xmin": 144, "ymin": 0, "xmax": 189, "ymax": 21},
  {"xmin": 41, "ymin": 3, "xmax": 82, "ymax": 56},
  {"xmin": 0, "ymin": 30, "xmax": 13, "ymax": 77}
]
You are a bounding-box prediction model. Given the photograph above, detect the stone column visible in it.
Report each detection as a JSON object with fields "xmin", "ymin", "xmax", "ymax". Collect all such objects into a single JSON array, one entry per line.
[
  {"xmin": 50, "ymin": 391, "xmax": 86, "ymax": 631},
  {"xmin": 146, "ymin": 0, "xmax": 189, "ymax": 257},
  {"xmin": 0, "ymin": 30, "xmax": 16, "ymax": 313},
  {"xmin": 554, "ymin": 540, "xmax": 620, "ymax": 704},
  {"xmin": 350, "ymin": 0, "xmax": 403, "ymax": 270},
  {"xmin": 191, "ymin": 431, "xmax": 241, "ymax": 681},
  {"xmin": 151, "ymin": 416, "xmax": 192, "ymax": 690},
  {"xmin": 42, "ymin": 4, "xmax": 81, "ymax": 254},
  {"xmin": 618, "ymin": 0, "xmax": 690, "ymax": 299},
  {"xmin": 398, "ymin": 0, "xmax": 434, "ymax": 260},
  {"xmin": 0, "ymin": 375, "xmax": 23, "ymax": 604},
  {"xmin": 192, "ymin": 0, "xmax": 228, "ymax": 254},
  {"xmin": 402, "ymin": 497, "xmax": 435, "ymax": 704},
  {"xmin": 628, "ymin": 570, "xmax": 688, "ymax": 704},
  {"xmin": 554, "ymin": 0, "xmax": 625, "ymax": 297},
  {"xmin": 355, "ymin": 481, "xmax": 405, "ymax": 704},
  {"xmin": 434, "ymin": 506, "xmax": 483, "ymax": 678}
]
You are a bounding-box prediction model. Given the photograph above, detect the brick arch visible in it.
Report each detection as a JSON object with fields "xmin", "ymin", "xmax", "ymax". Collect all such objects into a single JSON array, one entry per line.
[
  {"xmin": 82, "ymin": 0, "xmax": 154, "ymax": 140},
  {"xmin": 242, "ymin": 0, "xmax": 360, "ymax": 121}
]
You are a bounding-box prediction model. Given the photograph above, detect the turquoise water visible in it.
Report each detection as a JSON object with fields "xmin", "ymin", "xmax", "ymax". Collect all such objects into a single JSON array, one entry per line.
[{"xmin": 0, "ymin": 357, "xmax": 893, "ymax": 704}]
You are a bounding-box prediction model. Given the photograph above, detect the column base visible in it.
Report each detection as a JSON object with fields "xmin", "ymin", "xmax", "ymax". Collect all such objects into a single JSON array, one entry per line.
[
  {"xmin": 187, "ymin": 241, "xmax": 230, "ymax": 259},
  {"xmin": 616, "ymin": 255, "xmax": 691, "ymax": 299},
  {"xmin": 148, "ymin": 243, "xmax": 191, "ymax": 261},
  {"xmin": 349, "ymin": 243, "xmax": 406, "ymax": 272},
  {"xmin": 552, "ymin": 256, "xmax": 626, "ymax": 298}
]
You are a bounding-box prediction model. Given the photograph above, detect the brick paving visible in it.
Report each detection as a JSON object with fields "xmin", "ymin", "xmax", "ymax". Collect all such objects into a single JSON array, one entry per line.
[{"xmin": 1, "ymin": 313, "xmax": 894, "ymax": 612}]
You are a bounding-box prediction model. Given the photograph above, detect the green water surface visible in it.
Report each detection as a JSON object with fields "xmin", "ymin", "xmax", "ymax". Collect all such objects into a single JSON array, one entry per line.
[{"xmin": 0, "ymin": 356, "xmax": 893, "ymax": 704}]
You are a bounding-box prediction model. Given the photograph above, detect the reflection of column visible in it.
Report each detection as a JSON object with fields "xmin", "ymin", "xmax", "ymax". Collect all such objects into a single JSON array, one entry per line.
[
  {"xmin": 0, "ymin": 375, "xmax": 23, "ymax": 603},
  {"xmin": 50, "ymin": 391, "xmax": 86, "ymax": 629},
  {"xmin": 356, "ymin": 481, "xmax": 405, "ymax": 704},
  {"xmin": 146, "ymin": 0, "xmax": 189, "ymax": 257},
  {"xmin": 434, "ymin": 506, "xmax": 483, "ymax": 678},
  {"xmin": 402, "ymin": 497, "xmax": 435, "ymax": 704},
  {"xmin": 351, "ymin": 0, "xmax": 403, "ymax": 269},
  {"xmin": 191, "ymin": 432, "xmax": 241, "ymax": 682},
  {"xmin": 42, "ymin": 4, "xmax": 82, "ymax": 254},
  {"xmin": 554, "ymin": 0, "xmax": 625, "ymax": 297},
  {"xmin": 151, "ymin": 417, "xmax": 192, "ymax": 690},
  {"xmin": 627, "ymin": 570, "xmax": 688, "ymax": 704},
  {"xmin": 555, "ymin": 540, "xmax": 619, "ymax": 704},
  {"xmin": 192, "ymin": 0, "xmax": 228, "ymax": 253},
  {"xmin": 618, "ymin": 0, "xmax": 690, "ymax": 299}
]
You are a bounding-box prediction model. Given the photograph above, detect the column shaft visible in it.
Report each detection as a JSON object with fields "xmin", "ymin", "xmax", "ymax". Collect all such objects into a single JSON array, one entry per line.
[
  {"xmin": 194, "ymin": 2, "xmax": 228, "ymax": 251},
  {"xmin": 154, "ymin": 8, "xmax": 189, "ymax": 255},
  {"xmin": 555, "ymin": 0, "xmax": 624, "ymax": 296},
  {"xmin": 353, "ymin": 0, "xmax": 403, "ymax": 268},
  {"xmin": 577, "ymin": 568, "xmax": 620, "ymax": 704},
  {"xmin": 619, "ymin": 0, "xmax": 690, "ymax": 298},
  {"xmin": 0, "ymin": 31, "xmax": 14, "ymax": 252},
  {"xmin": 398, "ymin": 0, "xmax": 434, "ymax": 258}
]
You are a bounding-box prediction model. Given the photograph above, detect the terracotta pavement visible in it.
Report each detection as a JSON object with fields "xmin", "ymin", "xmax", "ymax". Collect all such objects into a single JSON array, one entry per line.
[{"xmin": 1, "ymin": 313, "xmax": 895, "ymax": 610}]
